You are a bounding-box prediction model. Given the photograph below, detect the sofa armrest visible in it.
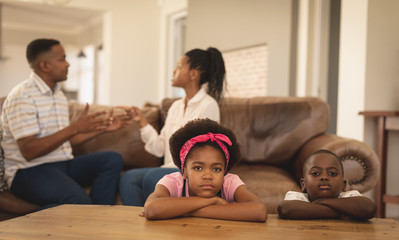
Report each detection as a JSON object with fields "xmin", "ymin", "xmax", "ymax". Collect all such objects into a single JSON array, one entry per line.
[{"xmin": 293, "ymin": 134, "xmax": 380, "ymax": 193}]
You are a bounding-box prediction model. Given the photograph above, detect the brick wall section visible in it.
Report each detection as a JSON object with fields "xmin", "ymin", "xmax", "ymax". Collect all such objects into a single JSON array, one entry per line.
[{"xmin": 223, "ymin": 44, "xmax": 268, "ymax": 97}]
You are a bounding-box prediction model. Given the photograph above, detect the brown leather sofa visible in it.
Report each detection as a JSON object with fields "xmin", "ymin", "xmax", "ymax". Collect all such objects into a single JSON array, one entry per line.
[{"xmin": 0, "ymin": 96, "xmax": 380, "ymax": 220}]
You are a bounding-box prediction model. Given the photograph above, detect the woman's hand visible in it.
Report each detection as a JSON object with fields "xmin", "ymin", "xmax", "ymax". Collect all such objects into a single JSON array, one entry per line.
[
  {"xmin": 117, "ymin": 106, "xmax": 148, "ymax": 127},
  {"xmin": 103, "ymin": 108, "xmax": 133, "ymax": 132}
]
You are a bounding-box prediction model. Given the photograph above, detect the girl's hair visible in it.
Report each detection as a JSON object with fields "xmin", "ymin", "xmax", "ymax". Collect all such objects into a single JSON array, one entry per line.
[
  {"xmin": 185, "ymin": 47, "xmax": 226, "ymax": 102},
  {"xmin": 169, "ymin": 118, "xmax": 241, "ymax": 173}
]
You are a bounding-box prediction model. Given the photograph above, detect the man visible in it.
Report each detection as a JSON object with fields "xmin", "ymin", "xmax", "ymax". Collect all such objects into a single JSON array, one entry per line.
[{"xmin": 1, "ymin": 38, "xmax": 126, "ymax": 209}]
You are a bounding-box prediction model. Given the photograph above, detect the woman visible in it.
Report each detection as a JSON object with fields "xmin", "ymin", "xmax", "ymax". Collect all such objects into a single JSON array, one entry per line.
[{"xmin": 119, "ymin": 47, "xmax": 226, "ymax": 206}]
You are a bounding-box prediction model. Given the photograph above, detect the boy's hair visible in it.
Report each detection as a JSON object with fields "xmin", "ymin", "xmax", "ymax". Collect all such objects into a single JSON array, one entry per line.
[
  {"xmin": 303, "ymin": 149, "xmax": 344, "ymax": 176},
  {"xmin": 26, "ymin": 38, "xmax": 60, "ymax": 67},
  {"xmin": 169, "ymin": 118, "xmax": 241, "ymax": 173}
]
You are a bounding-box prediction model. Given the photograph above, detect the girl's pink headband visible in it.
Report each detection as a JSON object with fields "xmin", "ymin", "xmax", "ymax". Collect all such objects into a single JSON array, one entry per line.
[{"xmin": 179, "ymin": 132, "xmax": 232, "ymax": 173}]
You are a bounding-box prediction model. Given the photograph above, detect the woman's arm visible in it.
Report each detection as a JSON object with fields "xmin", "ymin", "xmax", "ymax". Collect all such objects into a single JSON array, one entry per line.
[
  {"xmin": 314, "ymin": 196, "xmax": 376, "ymax": 220},
  {"xmin": 278, "ymin": 200, "xmax": 341, "ymax": 219},
  {"xmin": 118, "ymin": 105, "xmax": 166, "ymax": 158},
  {"xmin": 189, "ymin": 185, "xmax": 267, "ymax": 222},
  {"xmin": 144, "ymin": 185, "xmax": 225, "ymax": 220}
]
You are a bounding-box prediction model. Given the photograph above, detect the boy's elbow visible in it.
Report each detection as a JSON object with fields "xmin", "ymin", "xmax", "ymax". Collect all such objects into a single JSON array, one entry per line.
[
  {"xmin": 358, "ymin": 203, "xmax": 377, "ymax": 220},
  {"xmin": 277, "ymin": 203, "xmax": 286, "ymax": 218},
  {"xmin": 277, "ymin": 201, "xmax": 294, "ymax": 219}
]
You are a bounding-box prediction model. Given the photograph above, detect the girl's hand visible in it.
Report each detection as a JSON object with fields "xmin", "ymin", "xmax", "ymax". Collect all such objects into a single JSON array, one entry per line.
[{"xmin": 212, "ymin": 196, "xmax": 228, "ymax": 205}]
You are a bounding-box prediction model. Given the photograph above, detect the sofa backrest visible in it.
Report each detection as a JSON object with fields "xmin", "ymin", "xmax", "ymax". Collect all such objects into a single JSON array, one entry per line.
[
  {"xmin": 162, "ymin": 96, "xmax": 330, "ymax": 167},
  {"xmin": 1, "ymin": 95, "xmax": 330, "ymax": 169},
  {"xmin": 221, "ymin": 97, "xmax": 330, "ymax": 166}
]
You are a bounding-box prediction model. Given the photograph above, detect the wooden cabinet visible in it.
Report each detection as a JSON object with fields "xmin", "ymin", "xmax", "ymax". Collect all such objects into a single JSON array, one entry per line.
[{"xmin": 359, "ymin": 111, "xmax": 399, "ymax": 217}]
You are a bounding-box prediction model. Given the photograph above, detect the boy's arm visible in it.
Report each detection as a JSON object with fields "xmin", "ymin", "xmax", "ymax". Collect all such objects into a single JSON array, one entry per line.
[
  {"xmin": 314, "ymin": 196, "xmax": 377, "ymax": 220},
  {"xmin": 188, "ymin": 185, "xmax": 267, "ymax": 222},
  {"xmin": 144, "ymin": 184, "xmax": 225, "ymax": 220},
  {"xmin": 278, "ymin": 200, "xmax": 341, "ymax": 219}
]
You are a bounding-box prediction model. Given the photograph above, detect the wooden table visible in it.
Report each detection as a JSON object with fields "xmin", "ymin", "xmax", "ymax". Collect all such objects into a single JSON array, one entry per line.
[
  {"xmin": 359, "ymin": 111, "xmax": 399, "ymax": 217},
  {"xmin": 0, "ymin": 204, "xmax": 398, "ymax": 239}
]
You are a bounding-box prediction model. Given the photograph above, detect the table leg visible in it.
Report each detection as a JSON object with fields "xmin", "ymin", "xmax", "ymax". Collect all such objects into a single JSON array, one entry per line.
[{"xmin": 375, "ymin": 116, "xmax": 388, "ymax": 218}]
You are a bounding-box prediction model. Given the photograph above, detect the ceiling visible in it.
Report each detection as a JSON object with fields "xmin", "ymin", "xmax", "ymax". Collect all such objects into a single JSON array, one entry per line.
[{"xmin": 1, "ymin": 0, "xmax": 102, "ymax": 34}]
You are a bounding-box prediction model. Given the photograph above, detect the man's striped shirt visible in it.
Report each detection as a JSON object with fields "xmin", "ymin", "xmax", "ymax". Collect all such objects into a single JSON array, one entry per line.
[{"xmin": 1, "ymin": 72, "xmax": 73, "ymax": 186}]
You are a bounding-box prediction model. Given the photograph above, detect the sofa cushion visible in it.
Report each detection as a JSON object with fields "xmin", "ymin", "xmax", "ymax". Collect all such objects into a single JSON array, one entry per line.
[
  {"xmin": 230, "ymin": 163, "xmax": 301, "ymax": 214},
  {"xmin": 220, "ymin": 97, "xmax": 329, "ymax": 167}
]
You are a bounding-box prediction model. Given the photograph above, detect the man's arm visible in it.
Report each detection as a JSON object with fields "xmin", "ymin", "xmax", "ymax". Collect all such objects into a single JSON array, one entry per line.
[
  {"xmin": 69, "ymin": 108, "xmax": 132, "ymax": 146},
  {"xmin": 17, "ymin": 104, "xmax": 110, "ymax": 161},
  {"xmin": 278, "ymin": 200, "xmax": 341, "ymax": 219},
  {"xmin": 314, "ymin": 196, "xmax": 377, "ymax": 220}
]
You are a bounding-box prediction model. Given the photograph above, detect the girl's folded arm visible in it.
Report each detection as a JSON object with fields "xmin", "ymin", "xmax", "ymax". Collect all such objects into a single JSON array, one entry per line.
[
  {"xmin": 144, "ymin": 184, "xmax": 219, "ymax": 220},
  {"xmin": 189, "ymin": 185, "xmax": 268, "ymax": 222}
]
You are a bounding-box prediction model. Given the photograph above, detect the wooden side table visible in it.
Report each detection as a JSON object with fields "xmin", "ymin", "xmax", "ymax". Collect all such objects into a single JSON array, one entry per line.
[{"xmin": 359, "ymin": 111, "xmax": 399, "ymax": 218}]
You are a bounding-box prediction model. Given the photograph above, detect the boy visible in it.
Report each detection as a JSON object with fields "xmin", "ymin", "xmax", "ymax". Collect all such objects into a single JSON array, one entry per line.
[{"xmin": 278, "ymin": 149, "xmax": 376, "ymax": 220}]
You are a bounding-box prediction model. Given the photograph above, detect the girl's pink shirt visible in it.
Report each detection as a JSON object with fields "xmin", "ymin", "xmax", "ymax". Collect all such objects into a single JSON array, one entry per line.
[{"xmin": 157, "ymin": 172, "xmax": 244, "ymax": 202}]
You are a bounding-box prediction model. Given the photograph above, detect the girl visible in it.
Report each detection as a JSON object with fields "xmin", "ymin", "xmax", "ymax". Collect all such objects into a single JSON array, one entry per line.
[
  {"xmin": 278, "ymin": 149, "xmax": 376, "ymax": 220},
  {"xmin": 143, "ymin": 119, "xmax": 267, "ymax": 222},
  {"xmin": 119, "ymin": 47, "xmax": 226, "ymax": 206}
]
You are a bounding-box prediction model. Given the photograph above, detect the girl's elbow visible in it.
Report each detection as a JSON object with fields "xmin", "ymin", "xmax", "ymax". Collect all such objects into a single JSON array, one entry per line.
[
  {"xmin": 143, "ymin": 205, "xmax": 159, "ymax": 220},
  {"xmin": 254, "ymin": 203, "xmax": 268, "ymax": 222}
]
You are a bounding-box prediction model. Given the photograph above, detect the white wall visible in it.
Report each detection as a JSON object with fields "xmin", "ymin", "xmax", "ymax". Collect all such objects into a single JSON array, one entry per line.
[
  {"xmin": 68, "ymin": 0, "xmax": 161, "ymax": 106},
  {"xmin": 337, "ymin": 0, "xmax": 368, "ymax": 141},
  {"xmin": 186, "ymin": 0, "xmax": 292, "ymax": 96},
  {"xmin": 339, "ymin": 0, "xmax": 399, "ymax": 219},
  {"xmin": 0, "ymin": 44, "xmax": 30, "ymax": 97},
  {"xmin": 157, "ymin": 0, "xmax": 188, "ymax": 101},
  {"xmin": 1, "ymin": 0, "xmax": 162, "ymax": 106},
  {"xmin": 364, "ymin": 0, "xmax": 399, "ymax": 219},
  {"xmin": 0, "ymin": 29, "xmax": 77, "ymax": 97}
]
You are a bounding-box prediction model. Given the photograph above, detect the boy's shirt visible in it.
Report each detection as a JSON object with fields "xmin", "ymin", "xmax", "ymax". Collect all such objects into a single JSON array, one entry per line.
[{"xmin": 284, "ymin": 190, "xmax": 362, "ymax": 202}]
